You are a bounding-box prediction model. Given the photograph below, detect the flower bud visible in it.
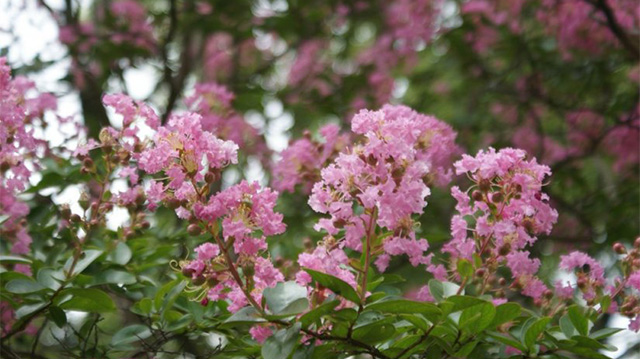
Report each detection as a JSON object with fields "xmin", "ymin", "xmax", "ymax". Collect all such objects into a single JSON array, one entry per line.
[
  {"xmin": 205, "ymin": 171, "xmax": 216, "ymax": 184},
  {"xmin": 60, "ymin": 205, "xmax": 71, "ymax": 220},
  {"xmin": 79, "ymin": 192, "xmax": 90, "ymax": 210},
  {"xmin": 472, "ymin": 190, "xmax": 483, "ymax": 202},
  {"xmin": 491, "ymin": 192, "xmax": 504, "ymax": 203},
  {"xmin": 479, "ymin": 179, "xmax": 491, "ymax": 192},
  {"xmin": 498, "ymin": 243, "xmax": 511, "ymax": 256},
  {"xmin": 82, "ymin": 157, "xmax": 94, "ymax": 169},
  {"xmin": 200, "ymin": 298, "xmax": 209, "ymax": 306},
  {"xmin": 613, "ymin": 242, "xmax": 627, "ymax": 255},
  {"xmin": 475, "ymin": 268, "xmax": 486, "ymax": 277},
  {"xmin": 0, "ymin": 161, "xmax": 10, "ymax": 172},
  {"xmin": 544, "ymin": 289, "xmax": 553, "ymax": 300},
  {"xmin": 498, "ymin": 278, "xmax": 507, "ymax": 286},
  {"xmin": 207, "ymin": 277, "xmax": 219, "ymax": 287},
  {"xmin": 187, "ymin": 224, "xmax": 202, "ymax": 236},
  {"xmin": 634, "ymin": 237, "xmax": 640, "ymax": 249},
  {"xmin": 70, "ymin": 214, "xmax": 82, "ymax": 223},
  {"xmin": 181, "ymin": 267, "xmax": 195, "ymax": 277},
  {"xmin": 192, "ymin": 275, "xmax": 206, "ymax": 286}
]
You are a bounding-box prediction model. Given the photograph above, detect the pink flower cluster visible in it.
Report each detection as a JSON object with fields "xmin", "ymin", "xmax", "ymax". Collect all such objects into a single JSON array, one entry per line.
[
  {"xmin": 184, "ymin": 83, "xmax": 267, "ymax": 160},
  {"xmin": 443, "ymin": 147, "xmax": 558, "ymax": 300},
  {"xmin": 181, "ymin": 181, "xmax": 286, "ymax": 313},
  {"xmin": 0, "ymin": 57, "xmax": 56, "ymax": 275},
  {"xmin": 272, "ymin": 124, "xmax": 350, "ymax": 194},
  {"xmin": 304, "ymin": 105, "xmax": 459, "ymax": 282}
]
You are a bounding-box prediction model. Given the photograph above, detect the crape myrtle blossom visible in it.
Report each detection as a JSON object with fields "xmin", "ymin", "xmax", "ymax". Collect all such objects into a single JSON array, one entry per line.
[
  {"xmin": 184, "ymin": 83, "xmax": 267, "ymax": 161},
  {"xmin": 272, "ymin": 123, "xmax": 350, "ymax": 194},
  {"xmin": 0, "ymin": 57, "xmax": 56, "ymax": 275},
  {"xmin": 441, "ymin": 147, "xmax": 558, "ymax": 300},
  {"xmin": 303, "ymin": 105, "xmax": 460, "ymax": 296}
]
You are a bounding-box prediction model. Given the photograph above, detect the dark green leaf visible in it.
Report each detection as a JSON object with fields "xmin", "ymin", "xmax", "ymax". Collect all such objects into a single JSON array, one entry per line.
[
  {"xmin": 223, "ymin": 306, "xmax": 266, "ymax": 325},
  {"xmin": 263, "ymin": 281, "xmax": 309, "ymax": 316},
  {"xmin": 111, "ymin": 324, "xmax": 152, "ymax": 346},
  {"xmin": 64, "ymin": 249, "xmax": 103, "ymax": 276},
  {"xmin": 5, "ymin": 279, "xmax": 47, "ymax": 294},
  {"xmin": 489, "ymin": 302, "xmax": 521, "ymax": 328},
  {"xmin": 299, "ymin": 300, "xmax": 339, "ymax": 328},
  {"xmin": 567, "ymin": 305, "xmax": 589, "ymax": 336},
  {"xmin": 262, "ymin": 322, "xmax": 302, "ymax": 359},
  {"xmin": 523, "ymin": 317, "xmax": 551, "ymax": 349},
  {"xmin": 57, "ymin": 288, "xmax": 116, "ymax": 313},
  {"xmin": 303, "ymin": 268, "xmax": 360, "ymax": 304},
  {"xmin": 48, "ymin": 306, "xmax": 67, "ymax": 328}
]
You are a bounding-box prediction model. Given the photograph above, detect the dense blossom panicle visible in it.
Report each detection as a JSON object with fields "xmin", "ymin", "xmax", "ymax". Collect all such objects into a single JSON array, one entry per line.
[
  {"xmin": 443, "ymin": 147, "xmax": 558, "ymax": 299},
  {"xmin": 0, "ymin": 57, "xmax": 55, "ymax": 275},
  {"xmin": 307, "ymin": 105, "xmax": 459, "ymax": 276},
  {"xmin": 273, "ymin": 123, "xmax": 350, "ymax": 193}
]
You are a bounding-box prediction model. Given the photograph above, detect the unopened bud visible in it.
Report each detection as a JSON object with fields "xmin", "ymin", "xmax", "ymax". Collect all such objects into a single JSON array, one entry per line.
[
  {"xmin": 182, "ymin": 267, "xmax": 195, "ymax": 277},
  {"xmin": 492, "ymin": 192, "xmax": 504, "ymax": 203},
  {"xmin": 79, "ymin": 192, "xmax": 90, "ymax": 210},
  {"xmin": 61, "ymin": 205, "xmax": 71, "ymax": 220},
  {"xmin": 498, "ymin": 243, "xmax": 511, "ymax": 256},
  {"xmin": 498, "ymin": 278, "xmax": 507, "ymax": 286},
  {"xmin": 70, "ymin": 214, "xmax": 82, "ymax": 223},
  {"xmin": 613, "ymin": 242, "xmax": 627, "ymax": 255},
  {"xmin": 472, "ymin": 190, "xmax": 483, "ymax": 202},
  {"xmin": 475, "ymin": 268, "xmax": 486, "ymax": 277},
  {"xmin": 544, "ymin": 289, "xmax": 553, "ymax": 300},
  {"xmin": 140, "ymin": 221, "xmax": 150, "ymax": 230},
  {"xmin": 0, "ymin": 161, "xmax": 10, "ymax": 172},
  {"xmin": 205, "ymin": 172, "xmax": 216, "ymax": 184},
  {"xmin": 192, "ymin": 275, "xmax": 206, "ymax": 286},
  {"xmin": 187, "ymin": 223, "xmax": 202, "ymax": 236},
  {"xmin": 82, "ymin": 157, "xmax": 94, "ymax": 168},
  {"xmin": 479, "ymin": 179, "xmax": 491, "ymax": 192}
]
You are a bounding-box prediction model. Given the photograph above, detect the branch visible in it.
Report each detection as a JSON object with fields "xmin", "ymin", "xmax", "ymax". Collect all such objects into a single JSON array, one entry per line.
[{"xmin": 591, "ymin": 0, "xmax": 639, "ymax": 60}]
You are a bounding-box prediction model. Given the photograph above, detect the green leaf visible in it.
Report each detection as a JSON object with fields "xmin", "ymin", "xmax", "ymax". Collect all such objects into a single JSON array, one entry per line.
[
  {"xmin": 560, "ymin": 314, "xmax": 576, "ymax": 338},
  {"xmin": 352, "ymin": 321, "xmax": 396, "ymax": 343},
  {"xmin": 132, "ymin": 298, "xmax": 154, "ymax": 316},
  {"xmin": 589, "ymin": 327, "xmax": 623, "ymax": 340},
  {"xmin": 57, "ymin": 288, "xmax": 116, "ymax": 313},
  {"xmin": 567, "ymin": 305, "xmax": 589, "ymax": 336},
  {"xmin": 0, "ymin": 255, "xmax": 32, "ymax": 264},
  {"xmin": 487, "ymin": 332, "xmax": 526, "ymax": 352},
  {"xmin": 459, "ymin": 302, "xmax": 495, "ymax": 334},
  {"xmin": 223, "ymin": 306, "xmax": 266, "ymax": 325},
  {"xmin": 429, "ymin": 280, "xmax": 461, "ymax": 303},
  {"xmin": 91, "ymin": 269, "xmax": 136, "ymax": 286},
  {"xmin": 5, "ymin": 279, "xmax": 47, "ymax": 294},
  {"xmin": 64, "ymin": 249, "xmax": 103, "ymax": 276},
  {"xmin": 262, "ymin": 322, "xmax": 302, "ymax": 359},
  {"xmin": 489, "ymin": 302, "xmax": 521, "ymax": 328},
  {"xmin": 446, "ymin": 295, "xmax": 486, "ymax": 312},
  {"xmin": 48, "ymin": 306, "xmax": 67, "ymax": 328},
  {"xmin": 299, "ymin": 300, "xmax": 340, "ymax": 328},
  {"xmin": 366, "ymin": 299, "xmax": 441, "ymax": 321},
  {"xmin": 109, "ymin": 242, "xmax": 132, "ymax": 265},
  {"xmin": 15, "ymin": 302, "xmax": 47, "ymax": 320},
  {"xmin": 263, "ymin": 281, "xmax": 309, "ymax": 316},
  {"xmin": 523, "ymin": 317, "xmax": 551, "ymax": 350},
  {"xmin": 111, "ymin": 324, "xmax": 152, "ymax": 346},
  {"xmin": 456, "ymin": 259, "xmax": 473, "ymax": 279},
  {"xmin": 37, "ymin": 268, "xmax": 64, "ymax": 291},
  {"xmin": 303, "ymin": 268, "xmax": 360, "ymax": 304},
  {"xmin": 454, "ymin": 340, "xmax": 478, "ymax": 357},
  {"xmin": 399, "ymin": 314, "xmax": 431, "ymax": 332}
]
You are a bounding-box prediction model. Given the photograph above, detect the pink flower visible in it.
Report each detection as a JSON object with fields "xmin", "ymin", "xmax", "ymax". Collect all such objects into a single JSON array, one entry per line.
[
  {"xmin": 628, "ymin": 271, "xmax": 640, "ymax": 291},
  {"xmin": 195, "ymin": 243, "xmax": 219, "ymax": 261},
  {"xmin": 249, "ymin": 325, "xmax": 273, "ymax": 343},
  {"xmin": 559, "ymin": 251, "xmax": 605, "ymax": 284}
]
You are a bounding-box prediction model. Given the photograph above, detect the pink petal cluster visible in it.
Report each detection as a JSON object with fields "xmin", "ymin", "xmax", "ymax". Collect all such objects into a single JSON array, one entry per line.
[
  {"xmin": 0, "ymin": 58, "xmax": 56, "ymax": 275},
  {"xmin": 272, "ymin": 124, "xmax": 350, "ymax": 193},
  {"xmin": 559, "ymin": 251, "xmax": 605, "ymax": 284},
  {"xmin": 184, "ymin": 83, "xmax": 266, "ymax": 159},
  {"xmin": 443, "ymin": 147, "xmax": 558, "ymax": 299},
  {"xmin": 308, "ymin": 105, "xmax": 459, "ymax": 273}
]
